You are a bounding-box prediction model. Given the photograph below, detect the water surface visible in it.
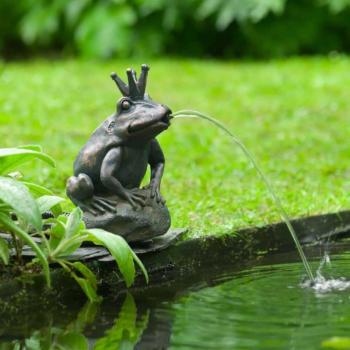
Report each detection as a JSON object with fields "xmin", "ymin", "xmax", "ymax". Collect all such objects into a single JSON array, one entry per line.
[{"xmin": 1, "ymin": 247, "xmax": 350, "ymax": 349}]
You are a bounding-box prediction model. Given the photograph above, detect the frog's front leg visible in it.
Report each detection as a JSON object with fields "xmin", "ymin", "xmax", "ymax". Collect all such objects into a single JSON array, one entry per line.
[
  {"xmin": 101, "ymin": 148, "xmax": 146, "ymax": 209},
  {"xmin": 147, "ymin": 139, "xmax": 165, "ymax": 204}
]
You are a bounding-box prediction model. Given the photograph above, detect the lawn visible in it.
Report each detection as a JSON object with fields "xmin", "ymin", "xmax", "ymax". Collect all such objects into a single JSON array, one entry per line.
[{"xmin": 0, "ymin": 57, "xmax": 350, "ymax": 238}]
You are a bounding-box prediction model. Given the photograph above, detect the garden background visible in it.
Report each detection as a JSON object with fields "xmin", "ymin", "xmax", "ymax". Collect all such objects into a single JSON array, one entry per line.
[{"xmin": 1, "ymin": 0, "xmax": 350, "ymax": 237}]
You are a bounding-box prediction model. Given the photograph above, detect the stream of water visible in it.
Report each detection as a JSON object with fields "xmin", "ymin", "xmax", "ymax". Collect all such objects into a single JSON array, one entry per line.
[{"xmin": 171, "ymin": 110, "xmax": 316, "ymax": 281}]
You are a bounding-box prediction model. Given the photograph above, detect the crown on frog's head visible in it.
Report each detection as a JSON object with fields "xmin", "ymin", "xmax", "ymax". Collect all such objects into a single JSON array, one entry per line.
[{"xmin": 110, "ymin": 64, "xmax": 150, "ymax": 100}]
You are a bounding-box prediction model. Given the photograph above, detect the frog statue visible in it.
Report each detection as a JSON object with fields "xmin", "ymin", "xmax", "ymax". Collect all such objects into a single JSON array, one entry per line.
[{"xmin": 66, "ymin": 64, "xmax": 176, "ymax": 246}]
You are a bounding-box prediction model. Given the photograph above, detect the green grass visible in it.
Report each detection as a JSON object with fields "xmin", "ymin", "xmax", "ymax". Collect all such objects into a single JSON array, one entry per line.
[{"xmin": 1, "ymin": 57, "xmax": 350, "ymax": 238}]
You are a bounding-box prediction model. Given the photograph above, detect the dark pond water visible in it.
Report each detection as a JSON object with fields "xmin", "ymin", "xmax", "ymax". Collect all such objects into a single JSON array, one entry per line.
[{"xmin": 1, "ymin": 246, "xmax": 350, "ymax": 349}]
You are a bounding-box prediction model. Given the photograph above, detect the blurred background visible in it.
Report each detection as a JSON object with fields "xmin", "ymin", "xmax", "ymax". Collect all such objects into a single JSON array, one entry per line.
[
  {"xmin": 2, "ymin": 0, "xmax": 350, "ymax": 60},
  {"xmin": 1, "ymin": 0, "xmax": 350, "ymax": 235}
]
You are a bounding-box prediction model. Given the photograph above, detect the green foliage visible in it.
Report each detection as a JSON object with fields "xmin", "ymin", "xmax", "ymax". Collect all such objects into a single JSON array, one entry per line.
[
  {"xmin": 74, "ymin": 1, "xmax": 137, "ymax": 58},
  {"xmin": 47, "ymin": 208, "xmax": 148, "ymax": 301},
  {"xmin": 2, "ymin": 0, "xmax": 350, "ymax": 58},
  {"xmin": 22, "ymin": 182, "xmax": 54, "ymax": 197},
  {"xmin": 0, "ymin": 146, "xmax": 55, "ymax": 175},
  {"xmin": 0, "ymin": 146, "xmax": 148, "ymax": 301},
  {"xmin": 36, "ymin": 195, "xmax": 64, "ymax": 216},
  {"xmin": 197, "ymin": 0, "xmax": 286, "ymax": 30},
  {"xmin": 86, "ymin": 228, "xmax": 149, "ymax": 287},
  {"xmin": 0, "ymin": 176, "xmax": 42, "ymax": 230},
  {"xmin": 0, "ymin": 146, "xmax": 55, "ymax": 285},
  {"xmin": 325, "ymin": 0, "xmax": 350, "ymax": 12},
  {"xmin": 0, "ymin": 237, "xmax": 9, "ymax": 265},
  {"xmin": 0, "ymin": 213, "xmax": 51, "ymax": 286},
  {"xmin": 322, "ymin": 337, "xmax": 350, "ymax": 349},
  {"xmin": 46, "ymin": 208, "xmax": 149, "ymax": 301}
]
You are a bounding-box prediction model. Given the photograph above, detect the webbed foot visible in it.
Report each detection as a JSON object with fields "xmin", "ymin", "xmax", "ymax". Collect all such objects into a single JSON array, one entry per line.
[
  {"xmin": 90, "ymin": 197, "xmax": 116, "ymax": 215},
  {"xmin": 77, "ymin": 197, "xmax": 117, "ymax": 215},
  {"xmin": 67, "ymin": 174, "xmax": 117, "ymax": 215},
  {"xmin": 144, "ymin": 183, "xmax": 165, "ymax": 204},
  {"xmin": 125, "ymin": 189, "xmax": 147, "ymax": 209}
]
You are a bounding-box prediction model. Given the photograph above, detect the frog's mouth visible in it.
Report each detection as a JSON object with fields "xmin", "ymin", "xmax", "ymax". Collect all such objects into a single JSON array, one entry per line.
[{"xmin": 128, "ymin": 113, "xmax": 171, "ymax": 134}]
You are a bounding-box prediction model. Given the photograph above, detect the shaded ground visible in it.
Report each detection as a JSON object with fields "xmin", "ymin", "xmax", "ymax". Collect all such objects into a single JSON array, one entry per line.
[{"xmin": 0, "ymin": 57, "xmax": 349, "ymax": 237}]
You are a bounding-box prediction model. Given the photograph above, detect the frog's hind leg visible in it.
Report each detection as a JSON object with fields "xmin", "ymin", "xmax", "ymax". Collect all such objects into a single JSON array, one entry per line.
[{"xmin": 66, "ymin": 174, "xmax": 116, "ymax": 215}]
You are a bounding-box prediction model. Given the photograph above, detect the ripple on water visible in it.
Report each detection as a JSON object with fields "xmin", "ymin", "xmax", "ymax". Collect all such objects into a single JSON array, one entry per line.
[{"xmin": 168, "ymin": 251, "xmax": 350, "ymax": 350}]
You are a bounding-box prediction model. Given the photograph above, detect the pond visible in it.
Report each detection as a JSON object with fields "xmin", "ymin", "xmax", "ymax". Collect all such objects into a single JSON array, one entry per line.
[{"xmin": 1, "ymin": 242, "xmax": 350, "ymax": 349}]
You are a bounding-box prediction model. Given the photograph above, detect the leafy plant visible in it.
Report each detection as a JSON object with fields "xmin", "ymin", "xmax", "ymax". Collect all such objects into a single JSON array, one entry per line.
[
  {"xmin": 3, "ymin": 0, "xmax": 350, "ymax": 58},
  {"xmin": 0, "ymin": 146, "xmax": 148, "ymax": 301},
  {"xmin": 44, "ymin": 207, "xmax": 148, "ymax": 301},
  {"xmin": 197, "ymin": 0, "xmax": 287, "ymax": 30},
  {"xmin": 0, "ymin": 145, "xmax": 56, "ymax": 285}
]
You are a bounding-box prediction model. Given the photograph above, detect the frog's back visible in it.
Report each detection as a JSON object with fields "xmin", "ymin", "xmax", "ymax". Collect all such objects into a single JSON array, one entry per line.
[{"xmin": 73, "ymin": 123, "xmax": 121, "ymax": 182}]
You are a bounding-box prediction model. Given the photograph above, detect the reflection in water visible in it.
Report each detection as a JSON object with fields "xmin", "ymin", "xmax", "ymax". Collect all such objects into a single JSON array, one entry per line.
[
  {"xmin": 0, "ymin": 295, "xmax": 137, "ymax": 350},
  {"xmin": 1, "ymin": 249, "xmax": 350, "ymax": 349},
  {"xmin": 0, "ymin": 293, "xmax": 173, "ymax": 350},
  {"xmin": 93, "ymin": 294, "xmax": 149, "ymax": 350},
  {"xmin": 0, "ymin": 301, "xmax": 97, "ymax": 349}
]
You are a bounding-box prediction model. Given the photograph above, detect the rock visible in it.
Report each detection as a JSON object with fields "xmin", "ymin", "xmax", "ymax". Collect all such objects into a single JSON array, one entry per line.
[{"xmin": 83, "ymin": 188, "xmax": 171, "ymax": 243}]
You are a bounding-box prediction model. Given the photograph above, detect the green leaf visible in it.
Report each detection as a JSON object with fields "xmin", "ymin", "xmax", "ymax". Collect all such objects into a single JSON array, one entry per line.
[
  {"xmin": 0, "ymin": 236, "xmax": 9, "ymax": 265},
  {"xmin": 71, "ymin": 261, "xmax": 97, "ymax": 290},
  {"xmin": 58, "ymin": 260, "xmax": 100, "ymax": 302},
  {"xmin": 48, "ymin": 210, "xmax": 85, "ymax": 257},
  {"xmin": 130, "ymin": 249, "xmax": 149, "ymax": 284},
  {"xmin": 55, "ymin": 332, "xmax": 88, "ymax": 350},
  {"xmin": 75, "ymin": 4, "xmax": 134, "ymax": 58},
  {"xmin": 37, "ymin": 195, "xmax": 65, "ymax": 215},
  {"xmin": 22, "ymin": 181, "xmax": 54, "ymax": 197},
  {"xmin": 0, "ymin": 213, "xmax": 50, "ymax": 287},
  {"xmin": 17, "ymin": 145, "xmax": 43, "ymax": 152},
  {"xmin": 47, "ymin": 215, "xmax": 69, "ymax": 252},
  {"xmin": 47, "ymin": 219, "xmax": 65, "ymax": 251},
  {"xmin": 66, "ymin": 208, "xmax": 84, "ymax": 239},
  {"xmin": 322, "ymin": 337, "xmax": 350, "ymax": 349},
  {"xmin": 85, "ymin": 229, "xmax": 148, "ymax": 287},
  {"xmin": 65, "ymin": 0, "xmax": 91, "ymax": 26},
  {"xmin": 53, "ymin": 236, "xmax": 84, "ymax": 258},
  {"xmin": 57, "ymin": 214, "xmax": 68, "ymax": 225},
  {"xmin": 0, "ymin": 147, "xmax": 55, "ymax": 175},
  {"xmin": 71, "ymin": 272, "xmax": 100, "ymax": 303},
  {"xmin": 47, "ymin": 217, "xmax": 65, "ymax": 238},
  {"xmin": 0, "ymin": 176, "xmax": 42, "ymax": 230}
]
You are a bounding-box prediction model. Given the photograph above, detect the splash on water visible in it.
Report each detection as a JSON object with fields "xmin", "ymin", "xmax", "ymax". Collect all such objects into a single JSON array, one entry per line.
[
  {"xmin": 316, "ymin": 251, "xmax": 332, "ymax": 276},
  {"xmin": 301, "ymin": 276, "xmax": 350, "ymax": 293},
  {"xmin": 301, "ymin": 252, "xmax": 350, "ymax": 293}
]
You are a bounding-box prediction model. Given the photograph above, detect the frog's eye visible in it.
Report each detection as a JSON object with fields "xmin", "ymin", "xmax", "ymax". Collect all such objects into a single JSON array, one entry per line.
[
  {"xmin": 121, "ymin": 99, "xmax": 131, "ymax": 111},
  {"xmin": 107, "ymin": 121, "xmax": 115, "ymax": 133}
]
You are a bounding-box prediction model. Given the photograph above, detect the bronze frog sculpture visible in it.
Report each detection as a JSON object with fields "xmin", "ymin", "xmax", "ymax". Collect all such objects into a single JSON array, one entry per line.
[{"xmin": 66, "ymin": 65, "xmax": 176, "ymax": 244}]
